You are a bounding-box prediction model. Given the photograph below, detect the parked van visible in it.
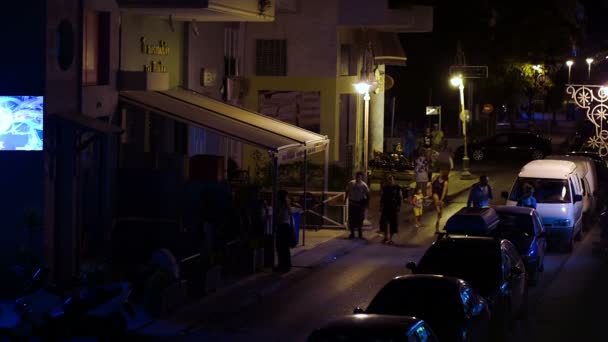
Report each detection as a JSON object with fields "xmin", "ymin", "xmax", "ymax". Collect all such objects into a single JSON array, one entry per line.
[
  {"xmin": 505, "ymin": 159, "xmax": 583, "ymax": 252},
  {"xmin": 545, "ymin": 154, "xmax": 598, "ymax": 220}
]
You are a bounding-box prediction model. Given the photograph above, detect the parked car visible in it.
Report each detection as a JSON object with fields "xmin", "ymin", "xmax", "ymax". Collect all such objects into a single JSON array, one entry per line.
[
  {"xmin": 407, "ymin": 235, "xmax": 528, "ymax": 340},
  {"xmin": 455, "ymin": 132, "xmax": 552, "ymax": 161},
  {"xmin": 504, "ymin": 159, "xmax": 584, "ymax": 252},
  {"xmin": 493, "ymin": 206, "xmax": 547, "ymax": 285},
  {"xmin": 359, "ymin": 274, "xmax": 490, "ymax": 342},
  {"xmin": 307, "ymin": 314, "xmax": 438, "ymax": 342},
  {"xmin": 444, "ymin": 206, "xmax": 547, "ymax": 285},
  {"xmin": 566, "ymin": 150, "xmax": 608, "ymax": 190}
]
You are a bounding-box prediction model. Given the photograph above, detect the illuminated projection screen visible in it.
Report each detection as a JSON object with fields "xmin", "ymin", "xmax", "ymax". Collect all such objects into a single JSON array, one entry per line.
[{"xmin": 0, "ymin": 96, "xmax": 43, "ymax": 151}]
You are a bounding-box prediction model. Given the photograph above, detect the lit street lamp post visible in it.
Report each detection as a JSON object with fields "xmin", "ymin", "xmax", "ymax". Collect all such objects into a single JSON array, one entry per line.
[
  {"xmin": 450, "ymin": 75, "xmax": 472, "ymax": 179},
  {"xmin": 586, "ymin": 58, "xmax": 594, "ymax": 80},
  {"xmin": 354, "ymin": 81, "xmax": 371, "ymax": 179},
  {"xmin": 566, "ymin": 60, "xmax": 573, "ymax": 84}
]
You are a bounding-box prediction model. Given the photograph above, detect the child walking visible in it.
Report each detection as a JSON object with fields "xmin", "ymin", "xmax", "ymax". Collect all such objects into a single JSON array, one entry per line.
[{"xmin": 411, "ymin": 188, "xmax": 425, "ymax": 228}]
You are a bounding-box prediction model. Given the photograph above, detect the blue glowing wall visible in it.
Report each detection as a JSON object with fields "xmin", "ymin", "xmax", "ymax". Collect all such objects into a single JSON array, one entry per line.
[{"xmin": 0, "ymin": 96, "xmax": 43, "ymax": 151}]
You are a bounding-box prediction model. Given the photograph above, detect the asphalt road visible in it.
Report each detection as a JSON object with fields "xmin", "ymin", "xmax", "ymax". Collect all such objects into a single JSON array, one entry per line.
[{"xmin": 174, "ymin": 159, "xmax": 605, "ymax": 342}]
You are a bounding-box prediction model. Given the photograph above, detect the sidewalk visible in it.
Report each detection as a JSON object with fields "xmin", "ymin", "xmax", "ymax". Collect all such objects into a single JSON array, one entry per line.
[{"xmin": 130, "ymin": 170, "xmax": 477, "ymax": 339}]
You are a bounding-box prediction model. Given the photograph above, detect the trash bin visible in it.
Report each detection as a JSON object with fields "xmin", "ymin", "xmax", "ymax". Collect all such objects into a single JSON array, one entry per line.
[{"xmin": 291, "ymin": 209, "xmax": 301, "ymax": 246}]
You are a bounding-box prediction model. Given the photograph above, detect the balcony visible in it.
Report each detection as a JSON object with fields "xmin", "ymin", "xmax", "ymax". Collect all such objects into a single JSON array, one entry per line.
[{"xmin": 117, "ymin": 0, "xmax": 275, "ymax": 22}]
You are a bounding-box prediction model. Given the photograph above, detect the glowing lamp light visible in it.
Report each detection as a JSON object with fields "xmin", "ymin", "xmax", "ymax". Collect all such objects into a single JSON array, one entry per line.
[
  {"xmin": 450, "ymin": 75, "xmax": 463, "ymax": 87},
  {"xmin": 566, "ymin": 60, "xmax": 574, "ymax": 67},
  {"xmin": 353, "ymin": 82, "xmax": 371, "ymax": 95},
  {"xmin": 601, "ymin": 86, "xmax": 608, "ymax": 97},
  {"xmin": 586, "ymin": 58, "xmax": 594, "ymax": 65}
]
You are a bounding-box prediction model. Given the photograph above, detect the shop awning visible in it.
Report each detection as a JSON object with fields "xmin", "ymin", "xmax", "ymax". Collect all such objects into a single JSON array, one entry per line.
[{"xmin": 118, "ymin": 89, "xmax": 329, "ymax": 162}]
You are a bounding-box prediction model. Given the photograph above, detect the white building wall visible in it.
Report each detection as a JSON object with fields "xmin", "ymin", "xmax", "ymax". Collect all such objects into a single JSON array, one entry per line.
[{"xmin": 242, "ymin": 1, "xmax": 338, "ymax": 77}]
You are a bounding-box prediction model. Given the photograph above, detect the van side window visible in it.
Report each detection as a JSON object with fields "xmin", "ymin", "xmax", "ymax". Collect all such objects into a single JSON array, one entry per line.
[{"xmin": 582, "ymin": 178, "xmax": 589, "ymax": 196}]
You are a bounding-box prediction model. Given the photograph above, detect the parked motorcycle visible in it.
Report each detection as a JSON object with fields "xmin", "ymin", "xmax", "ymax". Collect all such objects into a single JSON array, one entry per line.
[
  {"xmin": 12, "ymin": 268, "xmax": 134, "ymax": 341},
  {"xmin": 369, "ymin": 144, "xmax": 413, "ymax": 172}
]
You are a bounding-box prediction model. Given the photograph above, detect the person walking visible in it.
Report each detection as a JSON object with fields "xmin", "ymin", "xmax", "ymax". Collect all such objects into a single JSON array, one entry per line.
[
  {"xmin": 414, "ymin": 149, "xmax": 429, "ymax": 196},
  {"xmin": 430, "ymin": 173, "xmax": 449, "ymax": 232},
  {"xmin": 437, "ymin": 140, "xmax": 453, "ymax": 177},
  {"xmin": 274, "ymin": 189, "xmax": 294, "ymax": 272},
  {"xmin": 345, "ymin": 171, "xmax": 370, "ymax": 239},
  {"xmin": 411, "ymin": 187, "xmax": 425, "ymax": 228},
  {"xmin": 431, "ymin": 124, "xmax": 444, "ymax": 152},
  {"xmin": 467, "ymin": 175, "xmax": 494, "ymax": 208},
  {"xmin": 380, "ymin": 174, "xmax": 402, "ymax": 244}
]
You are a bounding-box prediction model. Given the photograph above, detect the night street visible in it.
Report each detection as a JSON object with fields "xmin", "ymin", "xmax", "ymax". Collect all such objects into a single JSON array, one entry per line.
[
  {"xmin": 138, "ymin": 159, "xmax": 604, "ymax": 342},
  {"xmin": 5, "ymin": 1, "xmax": 608, "ymax": 341}
]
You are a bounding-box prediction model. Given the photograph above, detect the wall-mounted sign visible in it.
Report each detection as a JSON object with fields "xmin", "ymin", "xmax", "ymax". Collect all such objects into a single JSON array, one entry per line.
[
  {"xmin": 143, "ymin": 60, "xmax": 167, "ymax": 73},
  {"xmin": 141, "ymin": 37, "xmax": 170, "ymax": 56}
]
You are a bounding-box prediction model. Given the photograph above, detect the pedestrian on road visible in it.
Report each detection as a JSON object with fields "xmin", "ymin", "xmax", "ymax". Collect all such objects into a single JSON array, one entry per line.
[
  {"xmin": 411, "ymin": 187, "xmax": 425, "ymax": 228},
  {"xmin": 437, "ymin": 140, "xmax": 453, "ymax": 177},
  {"xmin": 404, "ymin": 122, "xmax": 417, "ymax": 161},
  {"xmin": 423, "ymin": 127, "xmax": 432, "ymax": 150},
  {"xmin": 345, "ymin": 171, "xmax": 370, "ymax": 239},
  {"xmin": 380, "ymin": 174, "xmax": 402, "ymax": 244},
  {"xmin": 430, "ymin": 173, "xmax": 449, "ymax": 232},
  {"xmin": 431, "ymin": 123, "xmax": 444, "ymax": 152},
  {"xmin": 467, "ymin": 175, "xmax": 494, "ymax": 208},
  {"xmin": 517, "ymin": 184, "xmax": 537, "ymax": 209},
  {"xmin": 414, "ymin": 149, "xmax": 429, "ymax": 196},
  {"xmin": 275, "ymin": 189, "xmax": 294, "ymax": 273}
]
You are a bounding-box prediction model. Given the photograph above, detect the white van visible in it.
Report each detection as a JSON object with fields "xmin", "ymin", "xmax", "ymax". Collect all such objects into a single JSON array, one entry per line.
[
  {"xmin": 545, "ymin": 154, "xmax": 598, "ymax": 219},
  {"xmin": 505, "ymin": 159, "xmax": 583, "ymax": 252}
]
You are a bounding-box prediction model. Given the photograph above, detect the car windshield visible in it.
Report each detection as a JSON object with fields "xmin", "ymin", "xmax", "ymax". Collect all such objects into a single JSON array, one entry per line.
[
  {"xmin": 495, "ymin": 213, "xmax": 534, "ymax": 237},
  {"xmin": 366, "ymin": 280, "xmax": 464, "ymax": 322},
  {"xmin": 416, "ymin": 243, "xmax": 501, "ymax": 297},
  {"xmin": 509, "ymin": 177, "xmax": 571, "ymax": 203}
]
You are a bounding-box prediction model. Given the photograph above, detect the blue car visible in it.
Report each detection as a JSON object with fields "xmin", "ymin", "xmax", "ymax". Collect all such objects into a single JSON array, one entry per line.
[
  {"xmin": 493, "ymin": 205, "xmax": 547, "ymax": 285},
  {"xmin": 443, "ymin": 206, "xmax": 547, "ymax": 285}
]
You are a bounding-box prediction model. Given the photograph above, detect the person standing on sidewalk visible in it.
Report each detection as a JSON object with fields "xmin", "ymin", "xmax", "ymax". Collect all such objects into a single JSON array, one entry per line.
[
  {"xmin": 345, "ymin": 171, "xmax": 370, "ymax": 239},
  {"xmin": 467, "ymin": 175, "xmax": 493, "ymax": 208},
  {"xmin": 380, "ymin": 174, "xmax": 402, "ymax": 244},
  {"xmin": 414, "ymin": 149, "xmax": 429, "ymax": 196},
  {"xmin": 274, "ymin": 189, "xmax": 294, "ymax": 272},
  {"xmin": 430, "ymin": 173, "xmax": 449, "ymax": 232}
]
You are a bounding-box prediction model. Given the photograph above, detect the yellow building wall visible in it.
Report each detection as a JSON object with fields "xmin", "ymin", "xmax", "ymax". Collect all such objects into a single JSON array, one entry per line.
[{"xmin": 241, "ymin": 76, "xmax": 340, "ymax": 172}]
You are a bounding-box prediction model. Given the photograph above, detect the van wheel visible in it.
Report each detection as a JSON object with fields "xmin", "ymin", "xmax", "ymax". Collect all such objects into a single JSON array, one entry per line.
[{"xmin": 531, "ymin": 149, "xmax": 544, "ymax": 160}]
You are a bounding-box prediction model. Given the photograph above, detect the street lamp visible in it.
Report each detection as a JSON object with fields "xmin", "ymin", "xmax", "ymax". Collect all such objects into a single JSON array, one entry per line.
[
  {"xmin": 450, "ymin": 75, "xmax": 472, "ymax": 179},
  {"xmin": 353, "ymin": 81, "xmax": 371, "ymax": 179},
  {"xmin": 586, "ymin": 58, "xmax": 594, "ymax": 80},
  {"xmin": 566, "ymin": 60, "xmax": 573, "ymax": 84}
]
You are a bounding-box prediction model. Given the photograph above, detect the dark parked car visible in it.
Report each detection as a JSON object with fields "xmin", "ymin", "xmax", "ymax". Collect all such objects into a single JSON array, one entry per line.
[
  {"xmin": 444, "ymin": 207, "xmax": 547, "ymax": 285},
  {"xmin": 493, "ymin": 206, "xmax": 547, "ymax": 285},
  {"xmin": 566, "ymin": 150, "xmax": 608, "ymax": 184},
  {"xmin": 455, "ymin": 132, "xmax": 552, "ymax": 161},
  {"xmin": 407, "ymin": 235, "xmax": 528, "ymax": 340},
  {"xmin": 359, "ymin": 274, "xmax": 490, "ymax": 342},
  {"xmin": 307, "ymin": 314, "xmax": 438, "ymax": 342}
]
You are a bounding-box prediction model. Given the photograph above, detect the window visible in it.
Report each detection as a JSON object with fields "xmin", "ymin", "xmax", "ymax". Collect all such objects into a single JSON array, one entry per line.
[
  {"xmin": 82, "ymin": 11, "xmax": 110, "ymax": 85},
  {"xmin": 255, "ymin": 39, "xmax": 287, "ymax": 76}
]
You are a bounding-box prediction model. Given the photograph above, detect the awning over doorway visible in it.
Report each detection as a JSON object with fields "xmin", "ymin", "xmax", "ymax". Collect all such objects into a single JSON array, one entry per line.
[
  {"xmin": 118, "ymin": 89, "xmax": 329, "ymax": 162},
  {"xmin": 370, "ymin": 31, "xmax": 407, "ymax": 66},
  {"xmin": 51, "ymin": 112, "xmax": 123, "ymax": 134}
]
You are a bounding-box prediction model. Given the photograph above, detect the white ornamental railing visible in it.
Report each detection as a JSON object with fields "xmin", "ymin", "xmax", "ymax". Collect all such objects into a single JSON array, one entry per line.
[{"xmin": 566, "ymin": 84, "xmax": 608, "ymax": 156}]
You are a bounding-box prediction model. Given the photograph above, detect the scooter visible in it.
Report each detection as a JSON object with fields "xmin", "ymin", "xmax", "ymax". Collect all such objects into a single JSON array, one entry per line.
[{"xmin": 13, "ymin": 268, "xmax": 134, "ymax": 341}]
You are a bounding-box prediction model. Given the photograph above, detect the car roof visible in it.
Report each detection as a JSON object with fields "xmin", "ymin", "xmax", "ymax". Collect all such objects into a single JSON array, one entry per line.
[
  {"xmin": 519, "ymin": 159, "xmax": 577, "ymax": 178},
  {"xmin": 313, "ymin": 314, "xmax": 425, "ymax": 332},
  {"xmin": 445, "ymin": 207, "xmax": 499, "ymax": 234},
  {"xmin": 391, "ymin": 274, "xmax": 467, "ymax": 287},
  {"xmin": 435, "ymin": 234, "xmax": 501, "ymax": 248},
  {"xmin": 493, "ymin": 205, "xmax": 535, "ymax": 216}
]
